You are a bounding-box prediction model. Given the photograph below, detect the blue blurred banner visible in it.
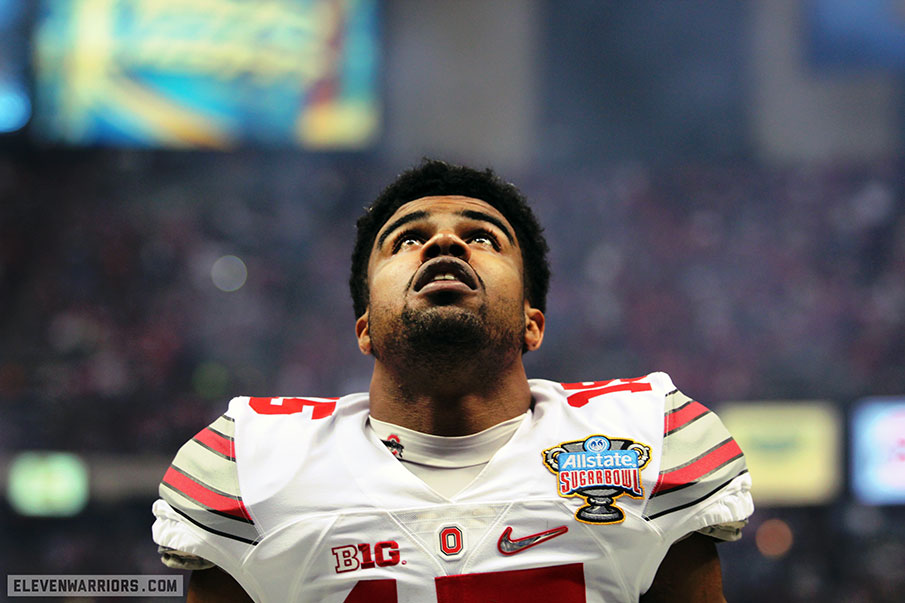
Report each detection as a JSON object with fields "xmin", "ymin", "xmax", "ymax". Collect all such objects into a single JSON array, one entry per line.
[
  {"xmin": 0, "ymin": 0, "xmax": 30, "ymax": 133},
  {"xmin": 808, "ymin": 0, "xmax": 905, "ymax": 69},
  {"xmin": 32, "ymin": 0, "xmax": 379, "ymax": 148},
  {"xmin": 851, "ymin": 398, "xmax": 905, "ymax": 505}
]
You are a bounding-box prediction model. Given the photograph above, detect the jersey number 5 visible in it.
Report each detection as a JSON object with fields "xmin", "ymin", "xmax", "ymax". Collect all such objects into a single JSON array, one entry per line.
[{"xmin": 248, "ymin": 396, "xmax": 337, "ymax": 418}]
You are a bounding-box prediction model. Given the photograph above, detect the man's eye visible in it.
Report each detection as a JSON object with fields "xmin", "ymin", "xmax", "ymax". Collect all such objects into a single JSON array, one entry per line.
[
  {"xmin": 393, "ymin": 234, "xmax": 423, "ymax": 252},
  {"xmin": 469, "ymin": 232, "xmax": 499, "ymax": 248}
]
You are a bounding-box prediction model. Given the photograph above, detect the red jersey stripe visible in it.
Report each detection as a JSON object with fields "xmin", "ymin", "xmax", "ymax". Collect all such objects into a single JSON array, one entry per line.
[
  {"xmin": 664, "ymin": 401, "xmax": 709, "ymax": 435},
  {"xmin": 162, "ymin": 467, "xmax": 252, "ymax": 522},
  {"xmin": 652, "ymin": 439, "xmax": 743, "ymax": 495},
  {"xmin": 193, "ymin": 427, "xmax": 234, "ymax": 459}
]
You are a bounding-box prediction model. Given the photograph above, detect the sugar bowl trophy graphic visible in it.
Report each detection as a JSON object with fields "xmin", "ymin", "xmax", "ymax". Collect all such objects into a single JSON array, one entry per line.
[{"xmin": 543, "ymin": 435, "xmax": 652, "ymax": 524}]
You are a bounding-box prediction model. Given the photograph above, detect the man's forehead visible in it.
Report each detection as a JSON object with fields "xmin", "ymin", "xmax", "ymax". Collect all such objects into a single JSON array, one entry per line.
[{"xmin": 386, "ymin": 195, "xmax": 509, "ymax": 223}]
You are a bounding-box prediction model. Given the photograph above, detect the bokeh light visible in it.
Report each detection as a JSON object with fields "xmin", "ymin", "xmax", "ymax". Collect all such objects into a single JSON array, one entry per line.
[
  {"xmin": 756, "ymin": 518, "xmax": 794, "ymax": 559},
  {"xmin": 211, "ymin": 255, "xmax": 248, "ymax": 292},
  {"xmin": 0, "ymin": 84, "xmax": 30, "ymax": 132},
  {"xmin": 7, "ymin": 452, "xmax": 89, "ymax": 517},
  {"xmin": 192, "ymin": 361, "xmax": 230, "ymax": 399}
]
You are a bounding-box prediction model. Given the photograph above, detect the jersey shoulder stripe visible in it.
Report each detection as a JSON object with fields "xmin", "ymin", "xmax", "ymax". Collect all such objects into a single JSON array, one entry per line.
[
  {"xmin": 643, "ymin": 389, "xmax": 750, "ymax": 530},
  {"xmin": 192, "ymin": 426, "xmax": 235, "ymax": 460},
  {"xmin": 157, "ymin": 413, "xmax": 260, "ymax": 546},
  {"xmin": 162, "ymin": 496, "xmax": 259, "ymax": 546},
  {"xmin": 651, "ymin": 437, "xmax": 744, "ymax": 497},
  {"xmin": 664, "ymin": 399, "xmax": 710, "ymax": 436},
  {"xmin": 161, "ymin": 465, "xmax": 253, "ymax": 523},
  {"xmin": 644, "ymin": 470, "xmax": 749, "ymax": 521}
]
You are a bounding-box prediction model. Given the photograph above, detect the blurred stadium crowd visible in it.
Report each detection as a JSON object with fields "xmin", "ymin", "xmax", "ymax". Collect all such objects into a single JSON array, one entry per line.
[{"xmin": 2, "ymin": 151, "xmax": 904, "ymax": 601}]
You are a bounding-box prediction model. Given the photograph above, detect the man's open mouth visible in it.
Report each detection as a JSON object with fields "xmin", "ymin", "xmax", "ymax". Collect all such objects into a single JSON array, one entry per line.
[{"xmin": 412, "ymin": 258, "xmax": 479, "ymax": 292}]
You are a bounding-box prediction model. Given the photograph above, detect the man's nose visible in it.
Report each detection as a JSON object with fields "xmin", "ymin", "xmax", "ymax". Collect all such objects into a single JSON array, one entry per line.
[{"xmin": 420, "ymin": 231, "xmax": 471, "ymax": 262}]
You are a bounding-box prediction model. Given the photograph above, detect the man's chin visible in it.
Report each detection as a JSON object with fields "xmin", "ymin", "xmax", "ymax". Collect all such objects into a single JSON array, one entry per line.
[
  {"xmin": 368, "ymin": 301, "xmax": 523, "ymax": 363},
  {"xmin": 400, "ymin": 305, "xmax": 485, "ymax": 346}
]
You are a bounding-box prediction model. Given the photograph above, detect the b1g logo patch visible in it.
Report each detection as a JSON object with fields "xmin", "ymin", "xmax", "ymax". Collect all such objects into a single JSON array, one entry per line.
[{"xmin": 543, "ymin": 435, "xmax": 651, "ymax": 524}]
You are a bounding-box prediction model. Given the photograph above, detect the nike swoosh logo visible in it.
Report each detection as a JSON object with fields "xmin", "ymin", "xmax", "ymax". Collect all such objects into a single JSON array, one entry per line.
[{"xmin": 497, "ymin": 525, "xmax": 569, "ymax": 555}]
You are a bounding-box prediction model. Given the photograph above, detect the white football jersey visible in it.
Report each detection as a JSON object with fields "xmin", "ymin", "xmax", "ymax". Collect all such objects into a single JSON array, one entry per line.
[{"xmin": 151, "ymin": 372, "xmax": 753, "ymax": 602}]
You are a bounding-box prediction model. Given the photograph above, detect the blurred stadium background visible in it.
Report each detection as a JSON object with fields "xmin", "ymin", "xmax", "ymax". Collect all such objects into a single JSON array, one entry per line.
[{"xmin": 2, "ymin": 0, "xmax": 905, "ymax": 601}]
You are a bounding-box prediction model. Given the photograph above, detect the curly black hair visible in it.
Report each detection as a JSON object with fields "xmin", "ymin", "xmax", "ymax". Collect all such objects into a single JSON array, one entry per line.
[{"xmin": 350, "ymin": 159, "xmax": 550, "ymax": 319}]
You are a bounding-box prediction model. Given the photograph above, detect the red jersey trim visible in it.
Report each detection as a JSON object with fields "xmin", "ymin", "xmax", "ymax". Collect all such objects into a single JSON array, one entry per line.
[
  {"xmin": 162, "ymin": 466, "xmax": 253, "ymax": 523},
  {"xmin": 651, "ymin": 438, "xmax": 744, "ymax": 496}
]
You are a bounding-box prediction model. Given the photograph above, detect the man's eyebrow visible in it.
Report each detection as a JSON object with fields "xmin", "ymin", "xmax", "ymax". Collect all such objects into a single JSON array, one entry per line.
[
  {"xmin": 376, "ymin": 210, "xmax": 429, "ymax": 250},
  {"xmin": 459, "ymin": 210, "xmax": 515, "ymax": 244}
]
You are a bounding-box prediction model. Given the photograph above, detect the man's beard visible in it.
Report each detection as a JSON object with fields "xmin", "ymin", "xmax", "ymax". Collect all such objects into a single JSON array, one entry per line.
[{"xmin": 370, "ymin": 302, "xmax": 523, "ymax": 369}]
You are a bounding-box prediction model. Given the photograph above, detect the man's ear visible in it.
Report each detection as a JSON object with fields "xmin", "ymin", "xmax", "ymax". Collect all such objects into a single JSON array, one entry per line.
[
  {"xmin": 523, "ymin": 302, "xmax": 545, "ymax": 352},
  {"xmin": 355, "ymin": 310, "xmax": 372, "ymax": 355}
]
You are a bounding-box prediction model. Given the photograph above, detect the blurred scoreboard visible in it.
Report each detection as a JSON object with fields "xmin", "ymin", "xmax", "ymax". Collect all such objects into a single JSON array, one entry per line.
[
  {"xmin": 31, "ymin": 0, "xmax": 379, "ymax": 148},
  {"xmin": 851, "ymin": 397, "xmax": 905, "ymax": 505},
  {"xmin": 719, "ymin": 401, "xmax": 842, "ymax": 506}
]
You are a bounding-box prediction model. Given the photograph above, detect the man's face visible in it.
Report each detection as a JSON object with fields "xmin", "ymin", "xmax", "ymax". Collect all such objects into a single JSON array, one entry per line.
[{"xmin": 357, "ymin": 195, "xmax": 544, "ymax": 359}]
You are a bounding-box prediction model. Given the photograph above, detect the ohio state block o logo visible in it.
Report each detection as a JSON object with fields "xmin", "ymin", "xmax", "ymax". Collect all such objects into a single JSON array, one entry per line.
[{"xmin": 438, "ymin": 525, "xmax": 464, "ymax": 557}]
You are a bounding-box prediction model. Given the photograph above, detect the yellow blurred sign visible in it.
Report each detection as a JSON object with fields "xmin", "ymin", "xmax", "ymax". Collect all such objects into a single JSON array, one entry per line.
[{"xmin": 720, "ymin": 401, "xmax": 841, "ymax": 505}]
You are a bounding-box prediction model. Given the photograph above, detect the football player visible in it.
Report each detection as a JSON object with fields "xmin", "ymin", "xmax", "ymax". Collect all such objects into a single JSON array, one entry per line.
[{"xmin": 153, "ymin": 160, "xmax": 753, "ymax": 602}]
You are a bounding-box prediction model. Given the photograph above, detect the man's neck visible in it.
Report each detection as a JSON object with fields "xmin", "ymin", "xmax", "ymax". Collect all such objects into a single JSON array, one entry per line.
[{"xmin": 367, "ymin": 356, "xmax": 533, "ymax": 436}]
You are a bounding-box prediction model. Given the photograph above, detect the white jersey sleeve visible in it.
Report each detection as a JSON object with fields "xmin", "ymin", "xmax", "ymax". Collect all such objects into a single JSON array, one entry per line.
[
  {"xmin": 641, "ymin": 379, "xmax": 753, "ymax": 543},
  {"xmin": 151, "ymin": 401, "xmax": 264, "ymax": 595}
]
